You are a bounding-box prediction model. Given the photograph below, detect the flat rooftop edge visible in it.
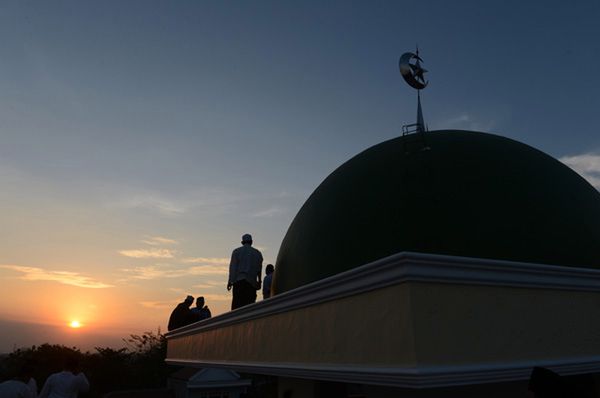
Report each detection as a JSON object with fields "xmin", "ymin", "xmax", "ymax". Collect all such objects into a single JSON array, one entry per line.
[
  {"xmin": 165, "ymin": 251, "xmax": 600, "ymax": 388},
  {"xmin": 166, "ymin": 251, "xmax": 600, "ymax": 339}
]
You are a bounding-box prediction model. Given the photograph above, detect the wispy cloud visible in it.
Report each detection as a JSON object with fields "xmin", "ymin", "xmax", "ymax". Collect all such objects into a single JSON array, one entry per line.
[
  {"xmin": 183, "ymin": 265, "xmax": 229, "ymax": 277},
  {"xmin": 138, "ymin": 292, "xmax": 230, "ymax": 309},
  {"xmin": 252, "ymin": 206, "xmax": 286, "ymax": 218},
  {"xmin": 141, "ymin": 236, "xmax": 178, "ymax": 246},
  {"xmin": 275, "ymin": 191, "xmax": 293, "ymax": 198},
  {"xmin": 120, "ymin": 264, "xmax": 228, "ymax": 280},
  {"xmin": 182, "ymin": 257, "xmax": 229, "ymax": 265},
  {"xmin": 201, "ymin": 293, "xmax": 230, "ymax": 302},
  {"xmin": 108, "ymin": 186, "xmax": 295, "ymax": 220},
  {"xmin": 119, "ymin": 248, "xmax": 175, "ymax": 259},
  {"xmin": 112, "ymin": 195, "xmax": 187, "ymax": 216},
  {"xmin": 560, "ymin": 153, "xmax": 600, "ymax": 190},
  {"xmin": 440, "ymin": 113, "xmax": 496, "ymax": 132},
  {"xmin": 193, "ymin": 281, "xmax": 221, "ymax": 289},
  {"xmin": 0, "ymin": 265, "xmax": 113, "ymax": 288},
  {"xmin": 139, "ymin": 300, "xmax": 178, "ymax": 310},
  {"xmin": 120, "ymin": 265, "xmax": 173, "ymax": 280},
  {"xmin": 109, "ymin": 186, "xmax": 249, "ymax": 216}
]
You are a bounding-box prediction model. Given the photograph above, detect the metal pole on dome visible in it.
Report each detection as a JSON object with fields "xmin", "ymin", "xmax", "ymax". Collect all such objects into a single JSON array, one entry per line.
[
  {"xmin": 416, "ymin": 90, "xmax": 425, "ymax": 133},
  {"xmin": 399, "ymin": 47, "xmax": 428, "ymax": 135}
]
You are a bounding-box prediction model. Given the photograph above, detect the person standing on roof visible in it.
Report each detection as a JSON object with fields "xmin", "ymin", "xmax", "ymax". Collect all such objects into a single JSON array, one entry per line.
[
  {"xmin": 227, "ymin": 233, "xmax": 263, "ymax": 310},
  {"xmin": 263, "ymin": 264, "xmax": 275, "ymax": 299}
]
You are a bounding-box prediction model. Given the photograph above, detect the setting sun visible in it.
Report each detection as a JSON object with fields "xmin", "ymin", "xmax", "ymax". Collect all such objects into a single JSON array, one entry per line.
[{"xmin": 69, "ymin": 320, "xmax": 82, "ymax": 329}]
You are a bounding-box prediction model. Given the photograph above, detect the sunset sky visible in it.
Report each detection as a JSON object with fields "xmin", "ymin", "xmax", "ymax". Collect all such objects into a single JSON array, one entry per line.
[{"xmin": 1, "ymin": 1, "xmax": 600, "ymax": 351}]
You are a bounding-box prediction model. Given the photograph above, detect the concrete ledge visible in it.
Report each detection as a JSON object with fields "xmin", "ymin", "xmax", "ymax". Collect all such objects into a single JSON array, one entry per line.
[
  {"xmin": 166, "ymin": 357, "xmax": 600, "ymax": 389},
  {"xmin": 167, "ymin": 252, "xmax": 600, "ymax": 339},
  {"xmin": 166, "ymin": 252, "xmax": 600, "ymax": 388}
]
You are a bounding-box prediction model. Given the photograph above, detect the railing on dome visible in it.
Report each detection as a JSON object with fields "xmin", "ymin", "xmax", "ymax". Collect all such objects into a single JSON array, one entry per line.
[
  {"xmin": 401, "ymin": 123, "xmax": 430, "ymax": 153},
  {"xmin": 402, "ymin": 122, "xmax": 425, "ymax": 136}
]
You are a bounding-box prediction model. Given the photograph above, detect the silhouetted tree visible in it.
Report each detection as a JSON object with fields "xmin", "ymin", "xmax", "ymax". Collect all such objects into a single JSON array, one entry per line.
[
  {"xmin": 122, "ymin": 329, "xmax": 169, "ymax": 389},
  {"xmin": 0, "ymin": 329, "xmax": 172, "ymax": 397}
]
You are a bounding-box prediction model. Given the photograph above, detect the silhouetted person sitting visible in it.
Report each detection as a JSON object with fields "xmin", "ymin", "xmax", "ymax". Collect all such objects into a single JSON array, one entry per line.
[
  {"xmin": 168, "ymin": 295, "xmax": 196, "ymax": 331},
  {"xmin": 227, "ymin": 233, "xmax": 263, "ymax": 310},
  {"xmin": 263, "ymin": 264, "xmax": 274, "ymax": 299},
  {"xmin": 190, "ymin": 296, "xmax": 212, "ymax": 321},
  {"xmin": 39, "ymin": 355, "xmax": 89, "ymax": 398},
  {"xmin": 528, "ymin": 367, "xmax": 565, "ymax": 398}
]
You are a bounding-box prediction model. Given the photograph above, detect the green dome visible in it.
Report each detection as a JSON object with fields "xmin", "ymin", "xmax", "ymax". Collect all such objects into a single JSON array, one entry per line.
[{"xmin": 273, "ymin": 130, "xmax": 600, "ymax": 294}]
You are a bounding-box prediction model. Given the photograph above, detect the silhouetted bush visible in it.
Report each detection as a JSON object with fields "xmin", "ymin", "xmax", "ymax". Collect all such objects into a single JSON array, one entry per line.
[{"xmin": 0, "ymin": 329, "xmax": 172, "ymax": 398}]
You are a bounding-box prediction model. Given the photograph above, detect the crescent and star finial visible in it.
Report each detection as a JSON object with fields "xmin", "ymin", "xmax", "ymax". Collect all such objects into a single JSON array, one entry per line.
[
  {"xmin": 399, "ymin": 50, "xmax": 428, "ymax": 90},
  {"xmin": 400, "ymin": 47, "xmax": 429, "ymax": 137}
]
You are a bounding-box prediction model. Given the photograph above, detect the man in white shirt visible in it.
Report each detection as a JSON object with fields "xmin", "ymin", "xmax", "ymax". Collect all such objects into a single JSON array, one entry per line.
[
  {"xmin": 0, "ymin": 380, "xmax": 36, "ymax": 398},
  {"xmin": 39, "ymin": 356, "xmax": 89, "ymax": 398},
  {"xmin": 0, "ymin": 363, "xmax": 37, "ymax": 398},
  {"xmin": 227, "ymin": 233, "xmax": 263, "ymax": 310}
]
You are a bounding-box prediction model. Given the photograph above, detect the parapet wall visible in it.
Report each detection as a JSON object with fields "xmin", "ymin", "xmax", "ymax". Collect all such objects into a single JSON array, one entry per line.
[{"xmin": 166, "ymin": 251, "xmax": 600, "ymax": 388}]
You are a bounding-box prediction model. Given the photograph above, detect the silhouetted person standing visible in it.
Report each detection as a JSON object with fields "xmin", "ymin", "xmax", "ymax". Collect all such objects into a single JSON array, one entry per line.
[
  {"xmin": 39, "ymin": 356, "xmax": 89, "ymax": 398},
  {"xmin": 167, "ymin": 295, "xmax": 196, "ymax": 331},
  {"xmin": 191, "ymin": 296, "xmax": 212, "ymax": 321},
  {"xmin": 263, "ymin": 264, "xmax": 274, "ymax": 299},
  {"xmin": 228, "ymin": 233, "xmax": 263, "ymax": 310}
]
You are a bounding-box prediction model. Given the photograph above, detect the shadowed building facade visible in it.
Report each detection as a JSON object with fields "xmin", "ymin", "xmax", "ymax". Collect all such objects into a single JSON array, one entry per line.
[{"xmin": 166, "ymin": 130, "xmax": 600, "ymax": 397}]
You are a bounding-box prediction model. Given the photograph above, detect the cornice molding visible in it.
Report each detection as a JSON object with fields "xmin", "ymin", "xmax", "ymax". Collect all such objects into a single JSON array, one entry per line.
[
  {"xmin": 167, "ymin": 252, "xmax": 600, "ymax": 339},
  {"xmin": 166, "ymin": 356, "xmax": 600, "ymax": 388}
]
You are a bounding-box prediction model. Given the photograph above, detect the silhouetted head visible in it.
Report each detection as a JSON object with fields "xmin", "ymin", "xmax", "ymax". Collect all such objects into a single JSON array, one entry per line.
[
  {"xmin": 266, "ymin": 264, "xmax": 274, "ymax": 274},
  {"xmin": 241, "ymin": 233, "xmax": 253, "ymax": 245},
  {"xmin": 529, "ymin": 367, "xmax": 564, "ymax": 398},
  {"xmin": 184, "ymin": 295, "xmax": 194, "ymax": 306},
  {"xmin": 196, "ymin": 296, "xmax": 205, "ymax": 308},
  {"xmin": 64, "ymin": 355, "xmax": 79, "ymax": 373},
  {"xmin": 16, "ymin": 362, "xmax": 35, "ymax": 382}
]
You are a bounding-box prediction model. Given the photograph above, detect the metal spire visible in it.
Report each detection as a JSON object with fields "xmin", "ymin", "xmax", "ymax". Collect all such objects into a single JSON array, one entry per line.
[
  {"xmin": 399, "ymin": 47, "xmax": 429, "ymax": 135},
  {"xmin": 416, "ymin": 91, "xmax": 425, "ymax": 133}
]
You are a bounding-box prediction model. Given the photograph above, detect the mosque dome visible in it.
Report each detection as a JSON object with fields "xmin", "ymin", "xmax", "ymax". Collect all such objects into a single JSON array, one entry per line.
[{"xmin": 273, "ymin": 130, "xmax": 600, "ymax": 294}]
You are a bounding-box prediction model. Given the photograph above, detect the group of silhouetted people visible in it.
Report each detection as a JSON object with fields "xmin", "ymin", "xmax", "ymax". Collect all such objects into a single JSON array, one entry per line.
[
  {"xmin": 167, "ymin": 233, "xmax": 276, "ymax": 332},
  {"xmin": 227, "ymin": 233, "xmax": 275, "ymax": 310},
  {"xmin": 0, "ymin": 356, "xmax": 89, "ymax": 398},
  {"xmin": 167, "ymin": 295, "xmax": 212, "ymax": 331}
]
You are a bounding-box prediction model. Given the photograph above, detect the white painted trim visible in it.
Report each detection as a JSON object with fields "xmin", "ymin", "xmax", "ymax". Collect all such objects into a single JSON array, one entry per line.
[
  {"xmin": 167, "ymin": 251, "xmax": 600, "ymax": 338},
  {"xmin": 166, "ymin": 251, "xmax": 600, "ymax": 387},
  {"xmin": 165, "ymin": 356, "xmax": 600, "ymax": 388}
]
